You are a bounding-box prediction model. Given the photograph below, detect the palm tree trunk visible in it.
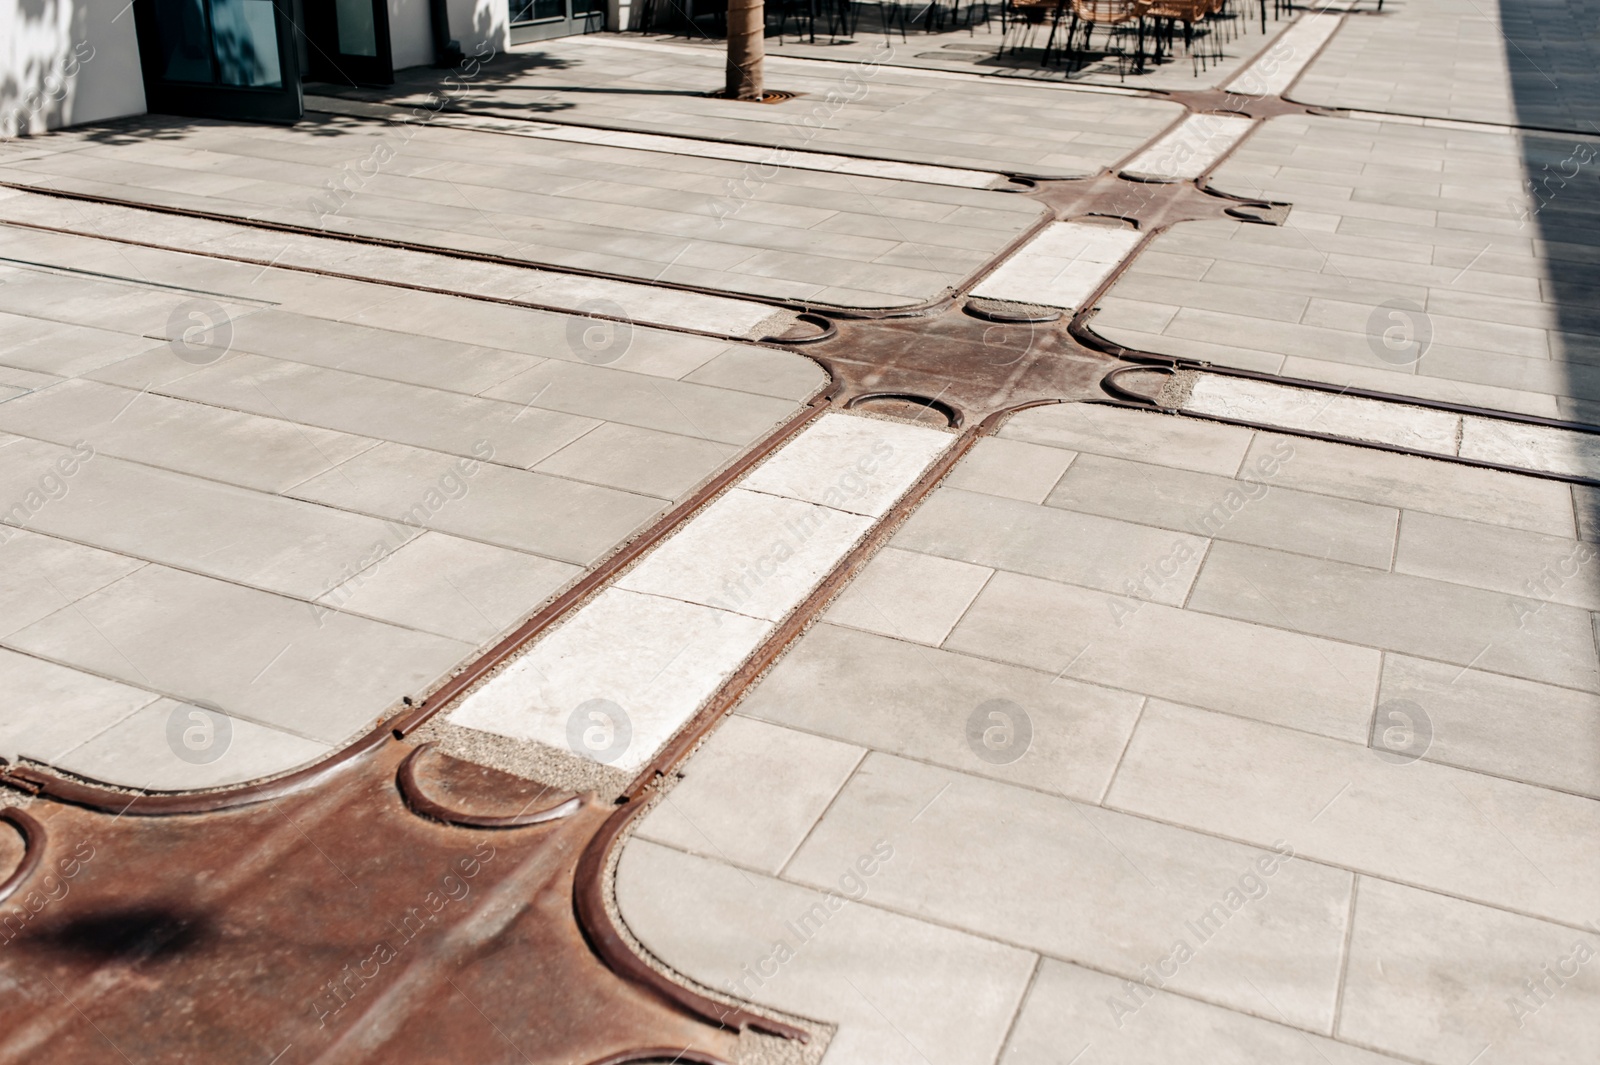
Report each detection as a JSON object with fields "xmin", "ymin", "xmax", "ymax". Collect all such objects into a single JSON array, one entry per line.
[{"xmin": 725, "ymin": 0, "xmax": 765, "ymax": 100}]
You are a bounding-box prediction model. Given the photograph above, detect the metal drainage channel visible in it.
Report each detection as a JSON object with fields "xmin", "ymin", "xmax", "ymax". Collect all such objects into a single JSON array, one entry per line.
[{"xmin": 7, "ymin": 21, "xmax": 1568, "ymax": 1062}]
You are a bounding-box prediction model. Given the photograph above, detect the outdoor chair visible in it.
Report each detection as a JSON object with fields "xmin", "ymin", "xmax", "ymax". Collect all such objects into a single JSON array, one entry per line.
[
  {"xmin": 1143, "ymin": 0, "xmax": 1221, "ymax": 73},
  {"xmin": 1062, "ymin": 0, "xmax": 1148, "ymax": 78}
]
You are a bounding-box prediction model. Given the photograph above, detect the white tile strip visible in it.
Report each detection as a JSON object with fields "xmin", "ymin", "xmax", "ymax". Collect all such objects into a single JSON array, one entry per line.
[
  {"xmin": 1225, "ymin": 12, "xmax": 1344, "ymax": 98},
  {"xmin": 446, "ymin": 412, "xmax": 953, "ymax": 773},
  {"xmin": 1179, "ymin": 374, "xmax": 1600, "ymax": 480},
  {"xmin": 1185, "ymin": 375, "xmax": 1459, "ymax": 453},
  {"xmin": 0, "ymin": 189, "xmax": 784, "ymax": 339},
  {"xmin": 970, "ymin": 221, "xmax": 1143, "ymax": 310},
  {"xmin": 1120, "ymin": 113, "xmax": 1257, "ymax": 182}
]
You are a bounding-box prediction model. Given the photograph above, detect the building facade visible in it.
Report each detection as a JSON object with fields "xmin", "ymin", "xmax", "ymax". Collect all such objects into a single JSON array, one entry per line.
[{"xmin": 1, "ymin": 0, "xmax": 622, "ymax": 135}]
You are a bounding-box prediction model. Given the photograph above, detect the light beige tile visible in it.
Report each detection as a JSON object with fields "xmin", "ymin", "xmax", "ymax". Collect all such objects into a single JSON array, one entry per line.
[
  {"xmin": 1395, "ymin": 510, "xmax": 1600, "ymax": 610},
  {"xmin": 1379, "ymin": 655, "xmax": 1600, "ymax": 798},
  {"xmin": 740, "ymin": 412, "xmax": 952, "ymax": 517},
  {"xmin": 1004, "ymin": 959, "xmax": 1409, "ymax": 1065},
  {"xmin": 1339, "ymin": 878, "xmax": 1600, "ymax": 1065},
  {"xmin": 1189, "ymin": 540, "xmax": 1599, "ymax": 691},
  {"xmin": 941, "ymin": 435, "xmax": 1076, "ymax": 505},
  {"xmin": 895, "ymin": 487, "xmax": 1208, "ymax": 606},
  {"xmin": 741, "ymin": 623, "xmax": 1145, "ymax": 801},
  {"xmin": 946, "ymin": 570, "xmax": 1382, "ymax": 743},
  {"xmin": 787, "ymin": 753, "xmax": 1354, "ymax": 1032},
  {"xmin": 1000, "ymin": 402, "xmax": 1254, "ymax": 476},
  {"xmin": 1107, "ymin": 700, "xmax": 1600, "ymax": 926},
  {"xmin": 824, "ymin": 547, "xmax": 993, "ymax": 646},
  {"xmin": 616, "ymin": 840, "xmax": 1038, "ymax": 1065},
  {"xmin": 635, "ymin": 716, "xmax": 865, "ymax": 875}
]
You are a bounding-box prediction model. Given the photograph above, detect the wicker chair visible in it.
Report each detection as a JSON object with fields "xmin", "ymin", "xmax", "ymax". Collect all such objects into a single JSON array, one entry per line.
[{"xmin": 1064, "ymin": 0, "xmax": 1147, "ymax": 77}]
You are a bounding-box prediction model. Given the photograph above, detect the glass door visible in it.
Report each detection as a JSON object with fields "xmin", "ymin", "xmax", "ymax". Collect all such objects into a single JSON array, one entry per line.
[
  {"xmin": 133, "ymin": 0, "xmax": 304, "ymax": 122},
  {"xmin": 303, "ymin": 0, "xmax": 395, "ymax": 86}
]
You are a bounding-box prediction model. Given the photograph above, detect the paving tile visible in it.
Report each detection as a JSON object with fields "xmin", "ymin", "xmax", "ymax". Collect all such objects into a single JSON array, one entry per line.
[
  {"xmin": 896, "ymin": 487, "xmax": 1209, "ymax": 606},
  {"xmin": 482, "ymin": 360, "xmax": 800, "ymax": 446},
  {"xmin": 49, "ymin": 697, "xmax": 334, "ymax": 791},
  {"xmin": 741, "ymin": 621, "xmax": 1144, "ymax": 801},
  {"xmin": 786, "ymin": 753, "xmax": 1354, "ymax": 1032},
  {"xmin": 739, "ymin": 413, "xmax": 953, "ymax": 517},
  {"xmin": 1339, "ymin": 877, "xmax": 1600, "ymax": 1065},
  {"xmin": 940, "ymin": 435, "xmax": 1076, "ymax": 504},
  {"xmin": 1003, "ymin": 958, "xmax": 1408, "ymax": 1065},
  {"xmin": 1396, "ymin": 510, "xmax": 1600, "ymax": 609},
  {"xmin": 289, "ymin": 442, "xmax": 664, "ymax": 566},
  {"xmin": 532, "ymin": 422, "xmax": 734, "ymax": 500},
  {"xmin": 1378, "ymin": 655, "xmax": 1600, "ymax": 799},
  {"xmin": 0, "ymin": 528, "xmax": 145, "ymax": 639},
  {"xmin": 1106, "ymin": 700, "xmax": 1600, "ymax": 927},
  {"xmin": 1240, "ymin": 433, "xmax": 1576, "ymax": 537},
  {"xmin": 446, "ymin": 588, "xmax": 773, "ymax": 775},
  {"xmin": 679, "ymin": 346, "xmax": 828, "ymax": 401},
  {"xmin": 615, "ymin": 840, "xmax": 1036, "ymax": 1065},
  {"xmin": 999, "ymin": 402, "xmax": 1254, "ymax": 476},
  {"xmin": 0, "ymin": 377, "xmax": 378, "ymax": 493},
  {"xmin": 945, "ymin": 570, "xmax": 1382, "ymax": 743},
  {"xmin": 824, "ymin": 547, "xmax": 994, "ymax": 646},
  {"xmin": 1048, "ymin": 451, "xmax": 1399, "ymax": 569},
  {"xmin": 0, "ymin": 436, "xmax": 421, "ymax": 600},
  {"xmin": 634, "ymin": 716, "xmax": 865, "ymax": 875},
  {"xmin": 0, "ymin": 647, "xmax": 159, "ymax": 765},
  {"xmin": 1188, "ymin": 540, "xmax": 1599, "ymax": 691},
  {"xmin": 617, "ymin": 488, "xmax": 873, "ymax": 622},
  {"xmin": 314, "ymin": 532, "xmax": 581, "ymax": 645},
  {"xmin": 150, "ymin": 353, "xmax": 597, "ymax": 469},
  {"xmin": 4, "ymin": 565, "xmax": 470, "ymax": 746}
]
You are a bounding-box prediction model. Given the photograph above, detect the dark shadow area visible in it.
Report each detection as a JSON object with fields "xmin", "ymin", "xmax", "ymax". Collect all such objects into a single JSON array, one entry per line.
[
  {"xmin": 30, "ymin": 906, "xmax": 210, "ymax": 962},
  {"xmin": 1502, "ymin": 0, "xmax": 1600, "ymax": 525},
  {"xmin": 1503, "ymin": 0, "xmax": 1600, "ymax": 414}
]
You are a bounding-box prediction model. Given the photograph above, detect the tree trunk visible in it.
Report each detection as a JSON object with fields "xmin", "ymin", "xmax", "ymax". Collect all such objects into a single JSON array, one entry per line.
[{"xmin": 725, "ymin": 0, "xmax": 765, "ymax": 101}]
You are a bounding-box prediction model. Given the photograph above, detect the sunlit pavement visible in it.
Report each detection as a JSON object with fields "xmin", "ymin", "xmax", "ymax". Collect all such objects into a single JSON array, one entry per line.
[{"xmin": 1, "ymin": 1, "xmax": 1598, "ymax": 1062}]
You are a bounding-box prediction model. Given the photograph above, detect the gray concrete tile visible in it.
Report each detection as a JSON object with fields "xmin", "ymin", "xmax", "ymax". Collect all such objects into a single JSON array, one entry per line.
[
  {"xmin": 680, "ymin": 346, "xmax": 828, "ymax": 401},
  {"xmin": 824, "ymin": 548, "xmax": 993, "ymax": 647},
  {"xmin": 895, "ymin": 487, "xmax": 1208, "ymax": 606},
  {"xmin": 0, "ymin": 528, "xmax": 145, "ymax": 639},
  {"xmin": 4, "ymin": 564, "xmax": 470, "ymax": 746},
  {"xmin": 532, "ymin": 422, "xmax": 734, "ymax": 500},
  {"xmin": 0, "ymin": 437, "xmax": 420, "ymax": 600},
  {"xmin": 940, "ymin": 436, "xmax": 1076, "ymax": 505},
  {"xmin": 1242, "ymin": 433, "xmax": 1576, "ymax": 537},
  {"xmin": 1107, "ymin": 700, "xmax": 1600, "ymax": 927},
  {"xmin": 0, "ymin": 378, "xmax": 379, "ymax": 493},
  {"xmin": 1048, "ymin": 452, "xmax": 1399, "ymax": 569},
  {"xmin": 787, "ymin": 753, "xmax": 1354, "ymax": 1032},
  {"xmin": 1188, "ymin": 540, "xmax": 1599, "ymax": 691},
  {"xmin": 999, "ymin": 402, "xmax": 1254, "ymax": 476},
  {"xmin": 0, "ymin": 647, "xmax": 159, "ymax": 764},
  {"xmin": 314, "ymin": 531, "xmax": 581, "ymax": 645},
  {"xmin": 741, "ymin": 622, "xmax": 1144, "ymax": 802},
  {"xmin": 1004, "ymin": 958, "xmax": 1408, "ymax": 1065},
  {"xmin": 635, "ymin": 716, "xmax": 865, "ymax": 876},
  {"xmin": 483, "ymin": 360, "xmax": 800, "ymax": 447},
  {"xmin": 1395, "ymin": 510, "xmax": 1600, "ymax": 610},
  {"xmin": 615, "ymin": 840, "xmax": 1036, "ymax": 1065},
  {"xmin": 152, "ymin": 354, "xmax": 598, "ymax": 469},
  {"xmin": 1338, "ymin": 878, "xmax": 1600, "ymax": 1065},
  {"xmin": 288, "ymin": 442, "xmax": 664, "ymax": 566},
  {"xmin": 1379, "ymin": 654, "xmax": 1600, "ymax": 799},
  {"xmin": 945, "ymin": 571, "xmax": 1382, "ymax": 744},
  {"xmin": 49, "ymin": 697, "xmax": 334, "ymax": 791}
]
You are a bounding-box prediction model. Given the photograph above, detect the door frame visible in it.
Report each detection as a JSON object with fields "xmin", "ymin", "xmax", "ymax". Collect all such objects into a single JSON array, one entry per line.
[
  {"xmin": 132, "ymin": 0, "xmax": 305, "ymax": 123},
  {"xmin": 302, "ymin": 0, "xmax": 396, "ymax": 86}
]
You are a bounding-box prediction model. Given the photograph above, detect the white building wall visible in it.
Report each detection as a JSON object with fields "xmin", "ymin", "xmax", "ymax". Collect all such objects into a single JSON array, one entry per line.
[{"xmin": 1, "ymin": 0, "xmax": 147, "ymax": 137}]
